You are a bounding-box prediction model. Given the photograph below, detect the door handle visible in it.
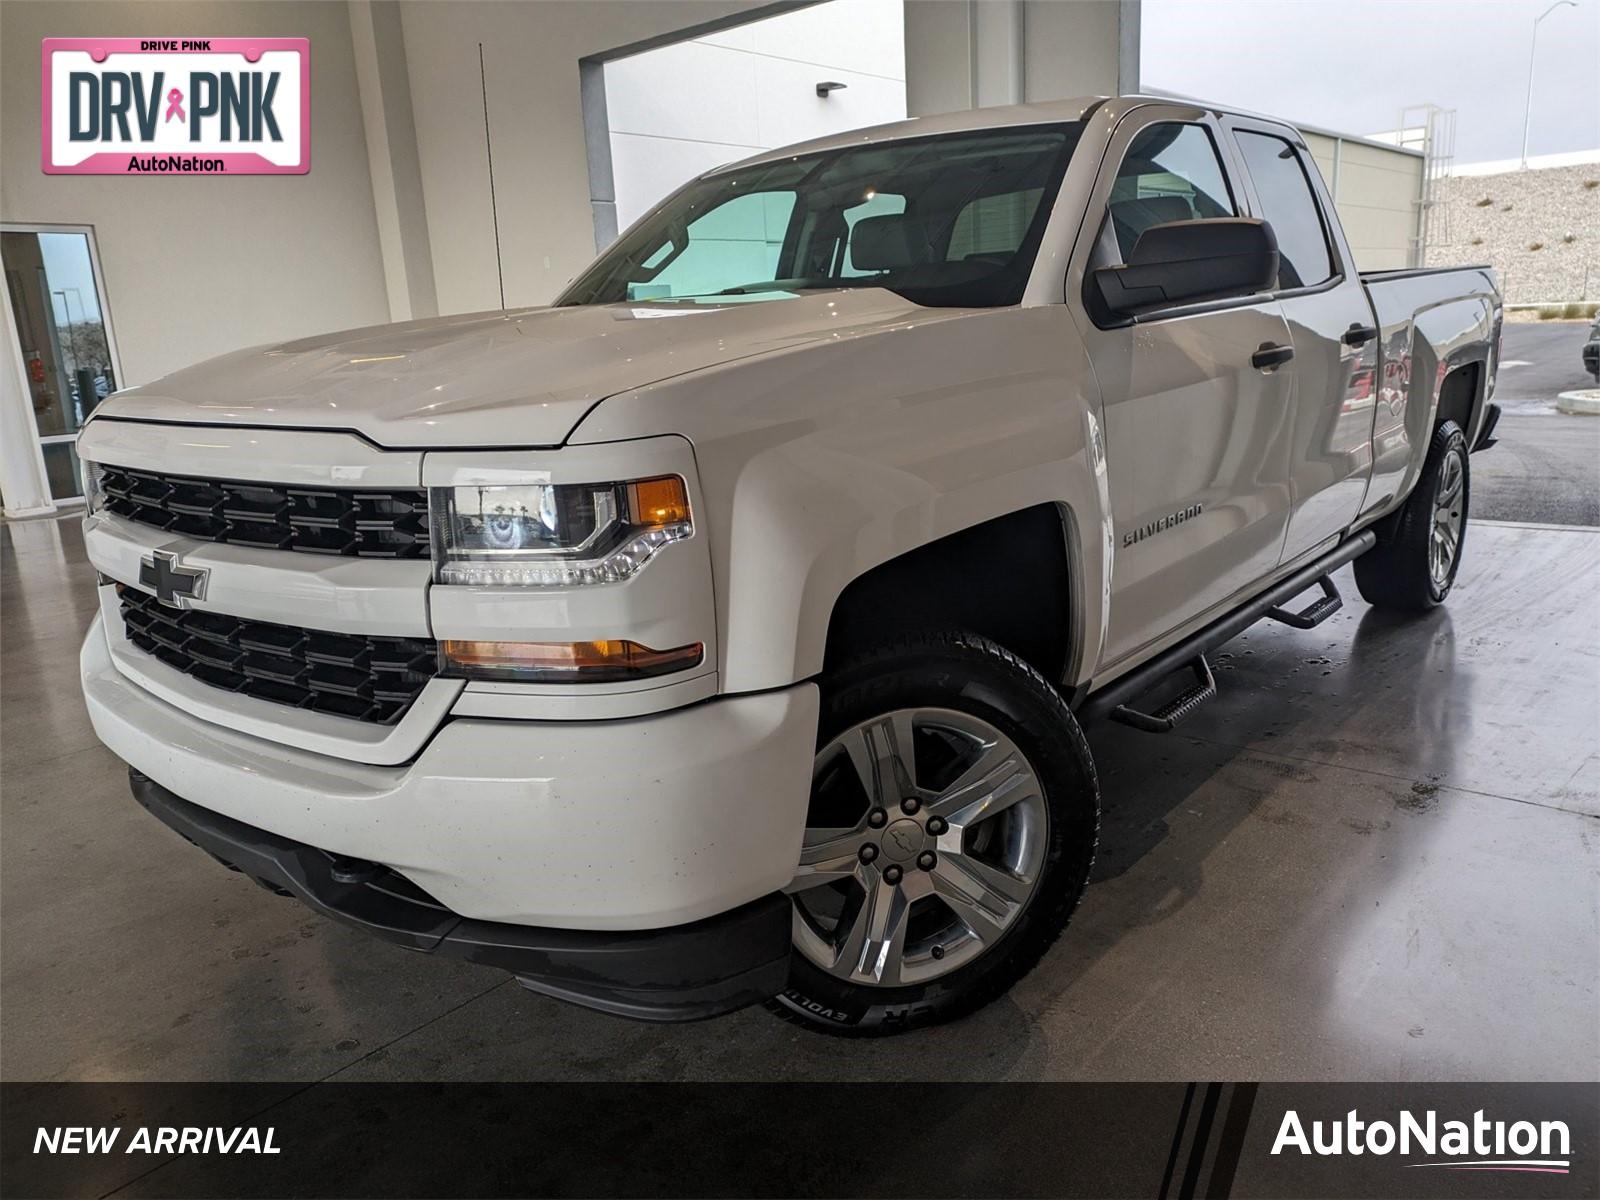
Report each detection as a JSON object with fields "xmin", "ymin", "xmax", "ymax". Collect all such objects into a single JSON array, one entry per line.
[
  {"xmin": 1341, "ymin": 323, "xmax": 1378, "ymax": 347},
  {"xmin": 1252, "ymin": 342, "xmax": 1295, "ymax": 371}
]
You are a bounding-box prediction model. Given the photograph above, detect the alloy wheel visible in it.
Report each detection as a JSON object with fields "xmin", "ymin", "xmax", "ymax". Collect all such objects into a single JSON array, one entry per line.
[
  {"xmin": 787, "ymin": 707, "xmax": 1048, "ymax": 988},
  {"xmin": 1431, "ymin": 447, "xmax": 1465, "ymax": 587}
]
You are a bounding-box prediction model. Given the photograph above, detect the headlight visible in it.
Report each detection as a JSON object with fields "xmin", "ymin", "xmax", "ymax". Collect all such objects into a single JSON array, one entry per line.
[
  {"xmin": 80, "ymin": 459, "xmax": 104, "ymax": 514},
  {"xmin": 429, "ymin": 475, "xmax": 692, "ymax": 587}
]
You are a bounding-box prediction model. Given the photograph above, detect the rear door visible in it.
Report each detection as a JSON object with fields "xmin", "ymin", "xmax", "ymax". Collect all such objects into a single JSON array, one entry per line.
[
  {"xmin": 1223, "ymin": 116, "xmax": 1379, "ymax": 564},
  {"xmin": 1068, "ymin": 104, "xmax": 1297, "ymax": 670}
]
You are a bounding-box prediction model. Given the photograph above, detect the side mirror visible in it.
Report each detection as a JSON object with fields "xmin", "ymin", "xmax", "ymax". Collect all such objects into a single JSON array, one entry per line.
[{"xmin": 1092, "ymin": 218, "xmax": 1279, "ymax": 318}]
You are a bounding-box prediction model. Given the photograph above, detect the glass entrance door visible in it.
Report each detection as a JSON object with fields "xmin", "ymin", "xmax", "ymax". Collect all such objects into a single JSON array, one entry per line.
[{"xmin": 1, "ymin": 226, "xmax": 121, "ymax": 503}]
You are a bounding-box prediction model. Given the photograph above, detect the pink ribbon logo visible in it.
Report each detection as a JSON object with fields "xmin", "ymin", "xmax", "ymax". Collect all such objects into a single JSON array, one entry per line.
[{"xmin": 164, "ymin": 87, "xmax": 185, "ymax": 123}]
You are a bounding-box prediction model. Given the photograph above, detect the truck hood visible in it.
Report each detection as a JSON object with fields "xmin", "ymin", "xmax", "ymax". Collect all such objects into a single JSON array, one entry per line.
[{"xmin": 94, "ymin": 291, "xmax": 931, "ymax": 448}]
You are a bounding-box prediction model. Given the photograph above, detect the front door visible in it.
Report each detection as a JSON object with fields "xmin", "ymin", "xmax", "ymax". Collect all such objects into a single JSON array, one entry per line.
[{"xmin": 1071, "ymin": 107, "xmax": 1297, "ymax": 669}]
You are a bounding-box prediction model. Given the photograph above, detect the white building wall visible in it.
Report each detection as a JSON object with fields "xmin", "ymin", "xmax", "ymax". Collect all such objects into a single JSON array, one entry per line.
[
  {"xmin": 1302, "ymin": 131, "xmax": 1425, "ymax": 271},
  {"xmin": 0, "ymin": 0, "xmax": 392, "ymax": 388},
  {"xmin": 396, "ymin": 0, "xmax": 769, "ymax": 316},
  {"xmin": 903, "ymin": 0, "xmax": 1130, "ymax": 119},
  {"xmin": 604, "ymin": 0, "xmax": 908, "ymax": 231}
]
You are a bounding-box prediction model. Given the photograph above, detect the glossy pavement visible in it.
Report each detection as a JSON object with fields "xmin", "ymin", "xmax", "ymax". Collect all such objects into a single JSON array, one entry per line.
[{"xmin": 2, "ymin": 515, "xmax": 1594, "ymax": 1081}]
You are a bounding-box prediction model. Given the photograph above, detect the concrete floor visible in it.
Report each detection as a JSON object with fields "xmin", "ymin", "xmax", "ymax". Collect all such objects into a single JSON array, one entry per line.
[{"xmin": 2, "ymin": 515, "xmax": 1596, "ymax": 1082}]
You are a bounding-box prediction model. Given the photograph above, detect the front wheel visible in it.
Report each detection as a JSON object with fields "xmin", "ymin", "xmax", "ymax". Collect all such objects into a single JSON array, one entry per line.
[
  {"xmin": 767, "ymin": 632, "xmax": 1099, "ymax": 1036},
  {"xmin": 1354, "ymin": 420, "xmax": 1470, "ymax": 611}
]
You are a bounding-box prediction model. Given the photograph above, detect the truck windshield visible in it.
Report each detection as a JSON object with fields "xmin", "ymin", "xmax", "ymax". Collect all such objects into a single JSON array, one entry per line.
[{"xmin": 558, "ymin": 124, "xmax": 1083, "ymax": 310}]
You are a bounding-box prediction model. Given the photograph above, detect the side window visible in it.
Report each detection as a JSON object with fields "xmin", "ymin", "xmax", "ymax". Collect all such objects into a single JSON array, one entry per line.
[
  {"xmin": 1108, "ymin": 123, "xmax": 1235, "ymax": 260},
  {"xmin": 947, "ymin": 188, "xmax": 1045, "ymax": 262},
  {"xmin": 1234, "ymin": 131, "xmax": 1335, "ymax": 289},
  {"xmin": 626, "ymin": 191, "xmax": 796, "ymax": 300}
]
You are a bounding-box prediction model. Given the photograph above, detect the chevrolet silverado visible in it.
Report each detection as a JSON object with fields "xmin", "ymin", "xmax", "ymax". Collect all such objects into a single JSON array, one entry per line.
[{"xmin": 78, "ymin": 96, "xmax": 1502, "ymax": 1035}]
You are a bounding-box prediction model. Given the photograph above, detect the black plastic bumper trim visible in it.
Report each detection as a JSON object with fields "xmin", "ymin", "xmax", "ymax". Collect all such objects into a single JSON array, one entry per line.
[{"xmin": 127, "ymin": 769, "xmax": 793, "ymax": 1022}]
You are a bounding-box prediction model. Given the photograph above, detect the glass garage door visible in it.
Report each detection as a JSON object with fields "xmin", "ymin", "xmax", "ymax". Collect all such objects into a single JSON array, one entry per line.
[{"xmin": 1, "ymin": 226, "xmax": 121, "ymax": 503}]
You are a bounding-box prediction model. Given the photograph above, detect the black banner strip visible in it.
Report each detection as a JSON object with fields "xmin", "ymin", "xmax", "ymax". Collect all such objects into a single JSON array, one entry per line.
[{"xmin": 3, "ymin": 1082, "xmax": 1595, "ymax": 1200}]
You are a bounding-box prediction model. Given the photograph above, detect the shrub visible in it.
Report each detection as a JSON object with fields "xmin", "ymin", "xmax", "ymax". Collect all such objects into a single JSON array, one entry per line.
[
  {"xmin": 1528, "ymin": 242, "xmax": 1544, "ymax": 251},
  {"xmin": 1474, "ymin": 196, "xmax": 1494, "ymax": 207},
  {"xmin": 1585, "ymin": 180, "xmax": 1599, "ymax": 190},
  {"xmin": 1538, "ymin": 302, "xmax": 1600, "ymax": 320},
  {"xmin": 1561, "ymin": 233, "xmax": 1577, "ymax": 243},
  {"xmin": 1469, "ymin": 236, "xmax": 1484, "ymax": 246}
]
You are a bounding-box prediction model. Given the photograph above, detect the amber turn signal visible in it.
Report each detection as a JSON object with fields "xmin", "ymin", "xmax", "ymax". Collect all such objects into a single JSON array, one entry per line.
[
  {"xmin": 441, "ymin": 638, "xmax": 703, "ymax": 683},
  {"xmin": 627, "ymin": 476, "xmax": 691, "ymax": 527}
]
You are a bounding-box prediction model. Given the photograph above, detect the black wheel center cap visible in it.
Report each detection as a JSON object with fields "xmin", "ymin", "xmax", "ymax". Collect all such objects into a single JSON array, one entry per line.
[{"xmin": 881, "ymin": 819, "xmax": 925, "ymax": 862}]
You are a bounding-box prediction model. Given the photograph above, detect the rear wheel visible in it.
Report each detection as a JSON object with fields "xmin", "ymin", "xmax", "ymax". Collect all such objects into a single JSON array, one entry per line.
[
  {"xmin": 768, "ymin": 632, "xmax": 1098, "ymax": 1036},
  {"xmin": 1354, "ymin": 420, "xmax": 1469, "ymax": 611}
]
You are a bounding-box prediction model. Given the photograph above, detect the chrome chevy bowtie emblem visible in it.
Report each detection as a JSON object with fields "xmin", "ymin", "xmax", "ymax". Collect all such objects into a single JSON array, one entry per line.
[
  {"xmin": 139, "ymin": 550, "xmax": 209, "ymax": 609},
  {"xmin": 881, "ymin": 820, "xmax": 924, "ymax": 862}
]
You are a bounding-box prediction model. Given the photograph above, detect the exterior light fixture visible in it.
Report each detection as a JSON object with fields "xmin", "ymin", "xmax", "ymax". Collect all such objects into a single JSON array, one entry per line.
[{"xmin": 816, "ymin": 81, "xmax": 847, "ymax": 98}]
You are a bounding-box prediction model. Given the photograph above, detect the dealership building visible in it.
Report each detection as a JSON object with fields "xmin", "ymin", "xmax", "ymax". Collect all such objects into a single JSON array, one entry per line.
[
  {"xmin": 0, "ymin": 0, "xmax": 1425, "ymax": 519},
  {"xmin": 4, "ymin": 0, "xmax": 1599, "ymax": 1128}
]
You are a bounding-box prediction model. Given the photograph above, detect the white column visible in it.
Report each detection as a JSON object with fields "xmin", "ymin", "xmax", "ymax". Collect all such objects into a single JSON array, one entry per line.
[
  {"xmin": 973, "ymin": 0, "xmax": 1025, "ymax": 109},
  {"xmin": 905, "ymin": 0, "xmax": 1132, "ymax": 118},
  {"xmin": 904, "ymin": 0, "xmax": 976, "ymax": 117},
  {"xmin": 349, "ymin": 0, "xmax": 438, "ymax": 322}
]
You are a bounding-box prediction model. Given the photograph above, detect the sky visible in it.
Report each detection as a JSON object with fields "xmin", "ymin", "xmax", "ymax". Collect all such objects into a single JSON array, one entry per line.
[
  {"xmin": 1141, "ymin": 0, "xmax": 1600, "ymax": 165},
  {"xmin": 37, "ymin": 233, "xmax": 103, "ymax": 325}
]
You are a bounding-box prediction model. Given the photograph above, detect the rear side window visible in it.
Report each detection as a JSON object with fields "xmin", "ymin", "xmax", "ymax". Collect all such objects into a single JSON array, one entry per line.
[
  {"xmin": 947, "ymin": 188, "xmax": 1045, "ymax": 262},
  {"xmin": 1235, "ymin": 131, "xmax": 1335, "ymax": 289},
  {"xmin": 1108, "ymin": 123, "xmax": 1235, "ymax": 260}
]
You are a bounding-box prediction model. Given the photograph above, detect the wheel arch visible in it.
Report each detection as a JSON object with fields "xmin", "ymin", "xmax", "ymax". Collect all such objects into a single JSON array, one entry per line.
[
  {"xmin": 1433, "ymin": 357, "xmax": 1484, "ymax": 438},
  {"xmin": 821, "ymin": 503, "xmax": 1086, "ymax": 688}
]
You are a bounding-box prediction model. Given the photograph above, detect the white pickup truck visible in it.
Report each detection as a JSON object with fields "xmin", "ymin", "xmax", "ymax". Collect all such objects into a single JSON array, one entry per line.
[{"xmin": 78, "ymin": 96, "xmax": 1502, "ymax": 1035}]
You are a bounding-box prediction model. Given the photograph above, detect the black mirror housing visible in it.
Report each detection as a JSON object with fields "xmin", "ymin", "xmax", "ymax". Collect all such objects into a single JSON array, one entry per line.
[{"xmin": 1092, "ymin": 218, "xmax": 1280, "ymax": 318}]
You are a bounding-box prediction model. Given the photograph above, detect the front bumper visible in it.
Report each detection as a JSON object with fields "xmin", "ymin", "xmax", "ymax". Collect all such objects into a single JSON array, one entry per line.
[
  {"xmin": 128, "ymin": 769, "xmax": 791, "ymax": 1021},
  {"xmin": 82, "ymin": 612, "xmax": 818, "ymax": 930}
]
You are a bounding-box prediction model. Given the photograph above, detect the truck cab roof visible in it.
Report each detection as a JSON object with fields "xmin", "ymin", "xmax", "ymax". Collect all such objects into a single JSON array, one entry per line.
[{"xmin": 722, "ymin": 94, "xmax": 1310, "ymax": 175}]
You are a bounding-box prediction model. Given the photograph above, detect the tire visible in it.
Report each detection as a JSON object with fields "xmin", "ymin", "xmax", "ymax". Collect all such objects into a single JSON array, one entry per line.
[
  {"xmin": 1354, "ymin": 420, "xmax": 1469, "ymax": 612},
  {"xmin": 767, "ymin": 631, "xmax": 1099, "ymax": 1036}
]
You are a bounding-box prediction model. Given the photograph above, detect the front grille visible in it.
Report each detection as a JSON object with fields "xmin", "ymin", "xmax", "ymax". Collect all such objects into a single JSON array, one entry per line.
[
  {"xmin": 118, "ymin": 585, "xmax": 439, "ymax": 725},
  {"xmin": 98, "ymin": 464, "xmax": 429, "ymax": 558}
]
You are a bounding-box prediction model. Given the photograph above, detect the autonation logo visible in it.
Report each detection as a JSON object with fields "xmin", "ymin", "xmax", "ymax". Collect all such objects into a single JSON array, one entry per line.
[{"xmin": 1273, "ymin": 1108, "xmax": 1572, "ymax": 1175}]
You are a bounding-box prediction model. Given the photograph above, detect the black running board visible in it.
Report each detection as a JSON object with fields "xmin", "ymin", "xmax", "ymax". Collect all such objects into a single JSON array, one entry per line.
[
  {"xmin": 1080, "ymin": 530, "xmax": 1377, "ymax": 727},
  {"xmin": 1110, "ymin": 655, "xmax": 1216, "ymax": 732},
  {"xmin": 1264, "ymin": 575, "xmax": 1342, "ymax": 629}
]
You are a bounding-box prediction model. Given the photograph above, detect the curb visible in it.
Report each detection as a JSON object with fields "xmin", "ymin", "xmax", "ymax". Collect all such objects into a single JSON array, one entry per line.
[{"xmin": 1555, "ymin": 389, "xmax": 1600, "ymax": 415}]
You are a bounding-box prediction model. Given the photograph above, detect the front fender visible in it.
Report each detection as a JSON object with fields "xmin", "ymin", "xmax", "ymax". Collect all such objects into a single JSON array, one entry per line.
[{"xmin": 572, "ymin": 305, "xmax": 1111, "ymax": 694}]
